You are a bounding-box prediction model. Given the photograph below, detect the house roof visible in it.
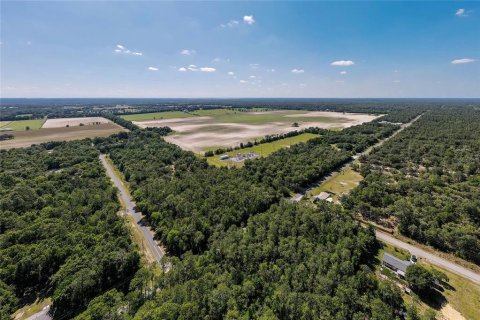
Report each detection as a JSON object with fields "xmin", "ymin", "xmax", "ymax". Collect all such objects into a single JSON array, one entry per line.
[
  {"xmin": 314, "ymin": 192, "xmax": 331, "ymax": 200},
  {"xmin": 382, "ymin": 253, "xmax": 411, "ymax": 273}
]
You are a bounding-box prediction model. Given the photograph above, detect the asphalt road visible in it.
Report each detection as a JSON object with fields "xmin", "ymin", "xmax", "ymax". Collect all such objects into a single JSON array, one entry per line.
[
  {"xmin": 376, "ymin": 231, "xmax": 480, "ymax": 284},
  {"xmin": 100, "ymin": 155, "xmax": 165, "ymax": 263},
  {"xmin": 291, "ymin": 114, "xmax": 424, "ymax": 202}
]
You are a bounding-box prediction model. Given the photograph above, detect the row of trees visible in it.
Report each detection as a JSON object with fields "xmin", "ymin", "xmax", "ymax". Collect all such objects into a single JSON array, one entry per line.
[
  {"xmin": 0, "ymin": 141, "xmax": 140, "ymax": 318},
  {"xmin": 345, "ymin": 107, "xmax": 480, "ymax": 263}
]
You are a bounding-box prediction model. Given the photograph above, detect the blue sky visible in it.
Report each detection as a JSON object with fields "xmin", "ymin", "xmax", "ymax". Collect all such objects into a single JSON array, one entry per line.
[{"xmin": 1, "ymin": 1, "xmax": 479, "ymax": 98}]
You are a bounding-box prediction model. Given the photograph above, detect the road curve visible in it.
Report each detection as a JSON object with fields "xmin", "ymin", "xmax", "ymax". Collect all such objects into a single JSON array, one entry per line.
[
  {"xmin": 376, "ymin": 231, "xmax": 480, "ymax": 284},
  {"xmin": 99, "ymin": 154, "xmax": 165, "ymax": 263}
]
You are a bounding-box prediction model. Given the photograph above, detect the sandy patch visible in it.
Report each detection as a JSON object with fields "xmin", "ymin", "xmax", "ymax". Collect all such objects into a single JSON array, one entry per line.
[
  {"xmin": 441, "ymin": 303, "xmax": 466, "ymax": 320},
  {"xmin": 134, "ymin": 111, "xmax": 382, "ymax": 153},
  {"xmin": 42, "ymin": 117, "xmax": 111, "ymax": 128}
]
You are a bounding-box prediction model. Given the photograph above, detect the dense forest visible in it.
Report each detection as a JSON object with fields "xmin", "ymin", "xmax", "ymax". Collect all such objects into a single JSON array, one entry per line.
[
  {"xmin": 0, "ymin": 142, "xmax": 139, "ymax": 319},
  {"xmin": 344, "ymin": 107, "xmax": 480, "ymax": 264},
  {"xmin": 73, "ymin": 119, "xmax": 419, "ymax": 319}
]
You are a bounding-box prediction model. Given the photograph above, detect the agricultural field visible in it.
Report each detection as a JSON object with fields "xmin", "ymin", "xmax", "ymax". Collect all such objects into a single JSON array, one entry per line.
[
  {"xmin": 41, "ymin": 117, "xmax": 110, "ymax": 128},
  {"xmin": 0, "ymin": 123, "xmax": 126, "ymax": 149},
  {"xmin": 129, "ymin": 109, "xmax": 381, "ymax": 153},
  {"xmin": 205, "ymin": 133, "xmax": 319, "ymax": 167},
  {"xmin": 0, "ymin": 118, "xmax": 46, "ymax": 131},
  {"xmin": 308, "ymin": 166, "xmax": 363, "ymax": 202}
]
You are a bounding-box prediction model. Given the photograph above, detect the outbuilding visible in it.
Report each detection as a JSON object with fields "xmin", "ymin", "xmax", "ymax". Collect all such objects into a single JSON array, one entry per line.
[{"xmin": 382, "ymin": 253, "xmax": 412, "ymax": 277}]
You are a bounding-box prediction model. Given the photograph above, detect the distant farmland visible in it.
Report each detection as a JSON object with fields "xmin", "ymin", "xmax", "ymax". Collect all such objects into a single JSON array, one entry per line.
[
  {"xmin": 126, "ymin": 109, "xmax": 381, "ymax": 153},
  {"xmin": 0, "ymin": 123, "xmax": 126, "ymax": 149},
  {"xmin": 0, "ymin": 118, "xmax": 46, "ymax": 131}
]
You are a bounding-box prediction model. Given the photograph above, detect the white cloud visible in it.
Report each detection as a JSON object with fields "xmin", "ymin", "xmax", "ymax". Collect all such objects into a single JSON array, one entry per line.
[
  {"xmin": 200, "ymin": 67, "xmax": 216, "ymax": 72},
  {"xmin": 268, "ymin": 68, "xmax": 276, "ymax": 72},
  {"xmin": 451, "ymin": 58, "xmax": 475, "ymax": 64},
  {"xmin": 243, "ymin": 15, "xmax": 255, "ymax": 25},
  {"xmin": 291, "ymin": 69, "xmax": 304, "ymax": 74},
  {"xmin": 393, "ymin": 80, "xmax": 401, "ymax": 83},
  {"xmin": 221, "ymin": 20, "xmax": 240, "ymax": 28},
  {"xmin": 188, "ymin": 64, "xmax": 198, "ymax": 71},
  {"xmin": 331, "ymin": 60, "xmax": 354, "ymax": 66},
  {"xmin": 228, "ymin": 71, "xmax": 235, "ymax": 76},
  {"xmin": 178, "ymin": 67, "xmax": 187, "ymax": 72},
  {"xmin": 250, "ymin": 63, "xmax": 260, "ymax": 69},
  {"xmin": 249, "ymin": 75, "xmax": 256, "ymax": 79},
  {"xmin": 239, "ymin": 80, "xmax": 248, "ymax": 84},
  {"xmin": 455, "ymin": 8, "xmax": 467, "ymax": 17},
  {"xmin": 180, "ymin": 49, "xmax": 196, "ymax": 56},
  {"xmin": 114, "ymin": 44, "xmax": 143, "ymax": 56},
  {"xmin": 340, "ymin": 71, "xmax": 347, "ymax": 75},
  {"xmin": 148, "ymin": 67, "xmax": 159, "ymax": 71}
]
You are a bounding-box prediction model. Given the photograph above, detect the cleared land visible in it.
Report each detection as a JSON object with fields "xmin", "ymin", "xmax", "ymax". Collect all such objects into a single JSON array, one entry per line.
[
  {"xmin": 42, "ymin": 117, "xmax": 110, "ymax": 128},
  {"xmin": 130, "ymin": 109, "xmax": 380, "ymax": 153},
  {"xmin": 0, "ymin": 119, "xmax": 46, "ymax": 131},
  {"xmin": 308, "ymin": 166, "xmax": 363, "ymax": 201},
  {"xmin": 376, "ymin": 243, "xmax": 480, "ymax": 320},
  {"xmin": 206, "ymin": 133, "xmax": 319, "ymax": 167},
  {"xmin": 0, "ymin": 123, "xmax": 126, "ymax": 149}
]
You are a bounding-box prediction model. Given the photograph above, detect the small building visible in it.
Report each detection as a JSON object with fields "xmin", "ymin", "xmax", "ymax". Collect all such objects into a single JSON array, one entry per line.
[
  {"xmin": 313, "ymin": 192, "xmax": 332, "ymax": 203},
  {"xmin": 219, "ymin": 155, "xmax": 230, "ymax": 160},
  {"xmin": 382, "ymin": 253, "xmax": 412, "ymax": 277}
]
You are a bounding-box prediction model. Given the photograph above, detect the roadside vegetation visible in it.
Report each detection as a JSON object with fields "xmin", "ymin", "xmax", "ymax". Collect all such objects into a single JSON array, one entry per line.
[
  {"xmin": 0, "ymin": 141, "xmax": 140, "ymax": 319},
  {"xmin": 344, "ymin": 107, "xmax": 480, "ymax": 264}
]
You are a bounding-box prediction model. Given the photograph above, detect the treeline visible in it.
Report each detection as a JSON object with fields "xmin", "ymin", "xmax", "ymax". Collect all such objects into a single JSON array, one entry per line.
[
  {"xmin": 344, "ymin": 107, "xmax": 480, "ymax": 264},
  {"xmin": 78, "ymin": 202, "xmax": 407, "ymax": 320},
  {"xmin": 0, "ymin": 141, "xmax": 139, "ymax": 319},
  {"xmin": 73, "ymin": 120, "xmax": 417, "ymax": 319},
  {"xmin": 204, "ymin": 130, "xmax": 305, "ymax": 157}
]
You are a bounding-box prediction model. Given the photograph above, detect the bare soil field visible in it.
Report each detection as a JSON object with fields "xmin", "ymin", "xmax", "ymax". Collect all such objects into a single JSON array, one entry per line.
[
  {"xmin": 0, "ymin": 123, "xmax": 126, "ymax": 149},
  {"xmin": 133, "ymin": 110, "xmax": 381, "ymax": 153},
  {"xmin": 42, "ymin": 117, "xmax": 111, "ymax": 128}
]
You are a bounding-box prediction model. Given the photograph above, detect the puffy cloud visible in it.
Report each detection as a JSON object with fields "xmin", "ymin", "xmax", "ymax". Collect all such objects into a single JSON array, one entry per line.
[
  {"xmin": 114, "ymin": 44, "xmax": 143, "ymax": 56},
  {"xmin": 188, "ymin": 64, "xmax": 198, "ymax": 71},
  {"xmin": 340, "ymin": 71, "xmax": 347, "ymax": 75},
  {"xmin": 227, "ymin": 71, "xmax": 235, "ymax": 76},
  {"xmin": 180, "ymin": 49, "xmax": 196, "ymax": 56},
  {"xmin": 455, "ymin": 8, "xmax": 467, "ymax": 17},
  {"xmin": 178, "ymin": 67, "xmax": 187, "ymax": 72},
  {"xmin": 249, "ymin": 75, "xmax": 256, "ymax": 79},
  {"xmin": 200, "ymin": 67, "xmax": 216, "ymax": 72},
  {"xmin": 148, "ymin": 67, "xmax": 159, "ymax": 71},
  {"xmin": 451, "ymin": 58, "xmax": 475, "ymax": 64},
  {"xmin": 291, "ymin": 69, "xmax": 304, "ymax": 74},
  {"xmin": 239, "ymin": 80, "xmax": 248, "ymax": 84},
  {"xmin": 243, "ymin": 15, "xmax": 255, "ymax": 25},
  {"xmin": 331, "ymin": 60, "xmax": 354, "ymax": 66}
]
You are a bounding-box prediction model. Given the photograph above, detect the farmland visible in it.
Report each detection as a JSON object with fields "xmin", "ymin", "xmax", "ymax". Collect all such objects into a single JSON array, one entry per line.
[
  {"xmin": 41, "ymin": 117, "xmax": 110, "ymax": 128},
  {"xmin": 129, "ymin": 109, "xmax": 381, "ymax": 153},
  {"xmin": 0, "ymin": 123, "xmax": 126, "ymax": 149},
  {"xmin": 0, "ymin": 118, "xmax": 46, "ymax": 131},
  {"xmin": 205, "ymin": 132, "xmax": 319, "ymax": 167}
]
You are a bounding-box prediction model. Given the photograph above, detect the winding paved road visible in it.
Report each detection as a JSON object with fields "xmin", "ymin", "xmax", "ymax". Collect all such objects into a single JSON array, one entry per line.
[
  {"xmin": 376, "ymin": 231, "xmax": 480, "ymax": 284},
  {"xmin": 100, "ymin": 154, "xmax": 165, "ymax": 263}
]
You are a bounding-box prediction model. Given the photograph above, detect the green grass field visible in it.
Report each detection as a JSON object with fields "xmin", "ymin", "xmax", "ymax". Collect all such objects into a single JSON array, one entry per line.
[
  {"xmin": 121, "ymin": 111, "xmax": 196, "ymax": 121},
  {"xmin": 205, "ymin": 133, "xmax": 319, "ymax": 167},
  {"xmin": 308, "ymin": 166, "xmax": 363, "ymax": 201},
  {"xmin": 0, "ymin": 118, "xmax": 46, "ymax": 131}
]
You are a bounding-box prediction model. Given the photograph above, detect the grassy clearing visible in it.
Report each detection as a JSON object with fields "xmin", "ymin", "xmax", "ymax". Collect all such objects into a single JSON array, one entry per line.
[
  {"xmin": 0, "ymin": 121, "xmax": 12, "ymax": 128},
  {"xmin": 205, "ymin": 133, "xmax": 319, "ymax": 167},
  {"xmin": 0, "ymin": 118, "xmax": 46, "ymax": 131},
  {"xmin": 308, "ymin": 166, "xmax": 363, "ymax": 201},
  {"xmin": 121, "ymin": 111, "xmax": 196, "ymax": 121},
  {"xmin": 0, "ymin": 123, "xmax": 126, "ymax": 149},
  {"xmin": 12, "ymin": 297, "xmax": 51, "ymax": 320}
]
